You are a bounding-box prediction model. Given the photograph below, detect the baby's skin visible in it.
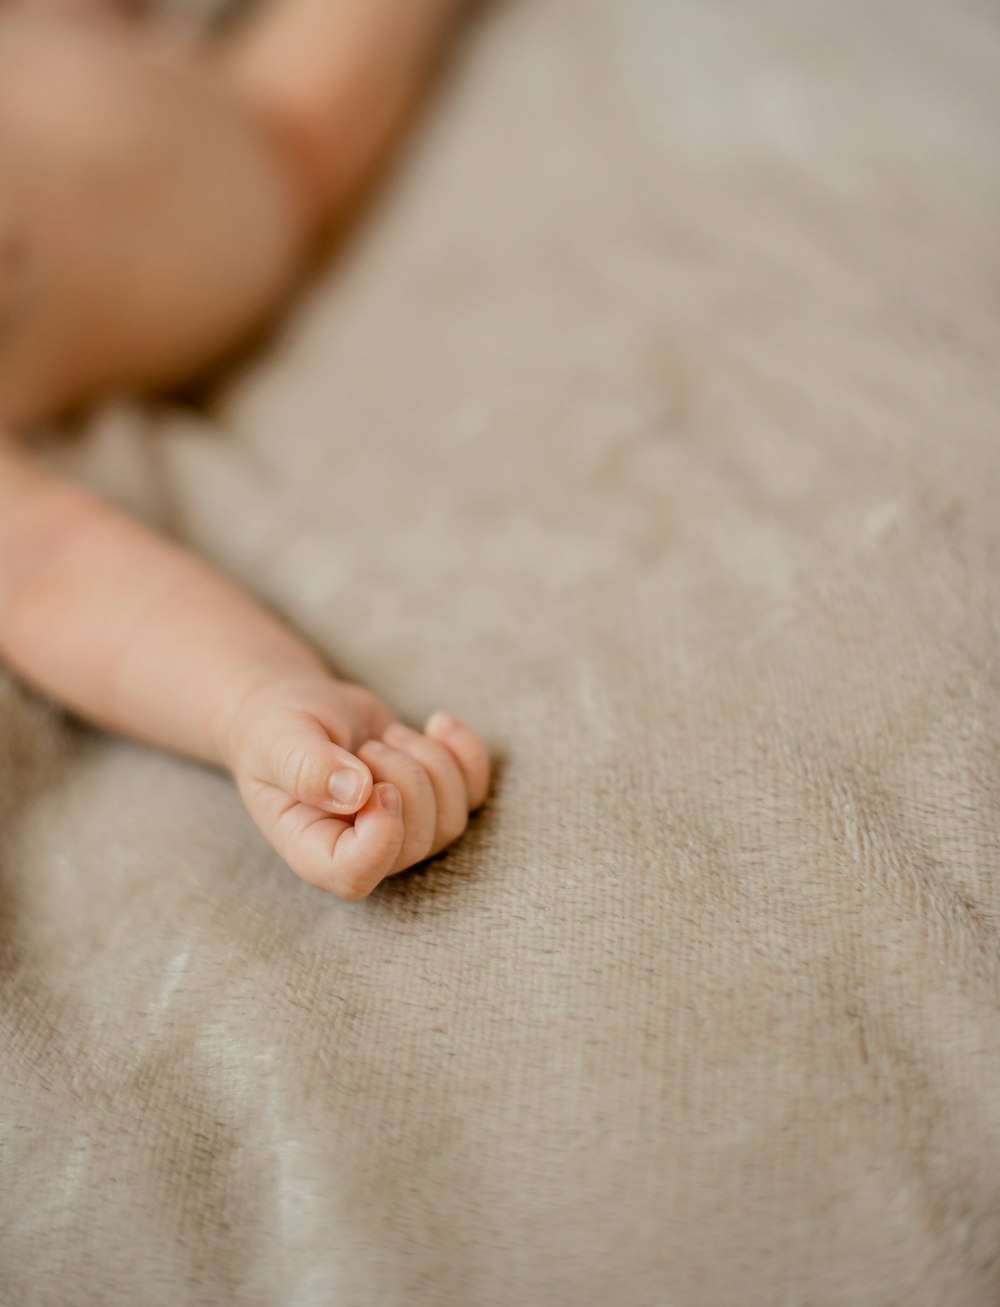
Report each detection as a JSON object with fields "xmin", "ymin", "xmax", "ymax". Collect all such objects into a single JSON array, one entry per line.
[{"xmin": 0, "ymin": 0, "xmax": 490, "ymax": 898}]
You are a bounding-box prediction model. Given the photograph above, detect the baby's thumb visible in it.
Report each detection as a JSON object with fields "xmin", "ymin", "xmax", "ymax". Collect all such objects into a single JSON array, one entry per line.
[{"xmin": 263, "ymin": 726, "xmax": 373, "ymax": 814}]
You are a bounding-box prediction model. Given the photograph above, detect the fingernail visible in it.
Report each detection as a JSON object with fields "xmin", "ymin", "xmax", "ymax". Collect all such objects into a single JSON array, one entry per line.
[
  {"xmin": 328, "ymin": 769, "xmax": 365, "ymax": 807},
  {"xmin": 375, "ymin": 783, "xmax": 402, "ymax": 817},
  {"xmin": 428, "ymin": 711, "xmax": 460, "ymax": 733}
]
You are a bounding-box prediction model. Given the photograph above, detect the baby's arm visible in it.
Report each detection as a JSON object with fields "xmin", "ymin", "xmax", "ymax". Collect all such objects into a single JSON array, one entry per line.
[{"xmin": 0, "ymin": 436, "xmax": 489, "ymax": 898}]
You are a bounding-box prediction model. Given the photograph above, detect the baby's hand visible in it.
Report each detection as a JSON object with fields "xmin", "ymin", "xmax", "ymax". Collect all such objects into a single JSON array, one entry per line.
[{"xmin": 223, "ymin": 675, "xmax": 490, "ymax": 899}]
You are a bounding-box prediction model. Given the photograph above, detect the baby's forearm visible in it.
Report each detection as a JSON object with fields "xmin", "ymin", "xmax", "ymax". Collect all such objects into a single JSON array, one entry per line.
[
  {"xmin": 0, "ymin": 436, "xmax": 490, "ymax": 898},
  {"xmin": 0, "ymin": 441, "xmax": 325, "ymax": 768}
]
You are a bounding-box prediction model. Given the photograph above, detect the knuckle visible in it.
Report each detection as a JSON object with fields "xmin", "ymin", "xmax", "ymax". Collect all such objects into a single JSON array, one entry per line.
[
  {"xmin": 330, "ymin": 871, "xmax": 371, "ymax": 902},
  {"xmin": 283, "ymin": 744, "xmax": 318, "ymax": 798},
  {"xmin": 439, "ymin": 811, "xmax": 468, "ymax": 848},
  {"xmin": 420, "ymin": 737, "xmax": 454, "ymax": 772},
  {"xmin": 399, "ymin": 826, "xmax": 434, "ymax": 866},
  {"xmin": 470, "ymin": 755, "xmax": 491, "ymax": 803},
  {"xmin": 288, "ymin": 852, "xmax": 329, "ymax": 893},
  {"xmin": 472, "ymin": 779, "xmax": 490, "ymax": 809},
  {"xmin": 394, "ymin": 752, "xmax": 433, "ymax": 789},
  {"xmin": 342, "ymin": 685, "xmax": 387, "ymax": 734},
  {"xmin": 323, "ymin": 711, "xmax": 355, "ymax": 751}
]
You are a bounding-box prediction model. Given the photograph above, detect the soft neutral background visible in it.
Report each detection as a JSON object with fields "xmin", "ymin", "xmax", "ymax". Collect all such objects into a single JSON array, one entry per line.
[{"xmin": 2, "ymin": 0, "xmax": 999, "ymax": 1303}]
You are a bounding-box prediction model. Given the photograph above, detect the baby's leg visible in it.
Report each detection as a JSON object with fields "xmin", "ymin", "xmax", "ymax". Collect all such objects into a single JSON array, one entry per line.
[
  {"xmin": 0, "ymin": 0, "xmax": 138, "ymax": 19},
  {"xmin": 219, "ymin": 0, "xmax": 472, "ymax": 228},
  {"xmin": 0, "ymin": 0, "xmax": 473, "ymax": 423},
  {"xmin": 0, "ymin": 8, "xmax": 305, "ymax": 421},
  {"xmin": 0, "ymin": 433, "xmax": 490, "ymax": 897}
]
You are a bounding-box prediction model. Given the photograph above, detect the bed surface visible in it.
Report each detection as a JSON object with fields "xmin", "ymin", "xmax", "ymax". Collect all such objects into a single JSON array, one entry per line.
[{"xmin": 1, "ymin": 1, "xmax": 999, "ymax": 1303}]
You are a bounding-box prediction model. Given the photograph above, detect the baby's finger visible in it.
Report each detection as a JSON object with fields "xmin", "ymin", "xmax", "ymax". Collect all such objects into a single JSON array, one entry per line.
[
  {"xmin": 325, "ymin": 784, "xmax": 407, "ymax": 899},
  {"xmin": 382, "ymin": 722, "xmax": 468, "ymax": 854},
  {"xmin": 357, "ymin": 738, "xmax": 437, "ymax": 873},
  {"xmin": 255, "ymin": 783, "xmax": 404, "ymax": 900},
  {"xmin": 250, "ymin": 710, "xmax": 373, "ymax": 815},
  {"xmin": 424, "ymin": 713, "xmax": 491, "ymax": 810}
]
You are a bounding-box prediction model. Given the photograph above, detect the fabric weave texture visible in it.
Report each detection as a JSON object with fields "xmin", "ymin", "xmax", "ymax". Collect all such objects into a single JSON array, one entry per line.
[{"xmin": 1, "ymin": 0, "xmax": 998, "ymax": 1303}]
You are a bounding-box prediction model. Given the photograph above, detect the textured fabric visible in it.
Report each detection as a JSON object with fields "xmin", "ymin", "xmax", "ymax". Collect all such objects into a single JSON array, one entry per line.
[{"xmin": 2, "ymin": 1, "xmax": 999, "ymax": 1303}]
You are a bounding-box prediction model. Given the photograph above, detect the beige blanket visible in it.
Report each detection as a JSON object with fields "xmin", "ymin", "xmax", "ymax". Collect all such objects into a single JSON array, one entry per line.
[{"xmin": 2, "ymin": 0, "xmax": 999, "ymax": 1302}]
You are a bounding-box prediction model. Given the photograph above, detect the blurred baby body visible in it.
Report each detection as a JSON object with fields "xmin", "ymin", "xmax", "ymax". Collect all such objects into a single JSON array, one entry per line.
[{"xmin": 0, "ymin": 0, "xmax": 490, "ymax": 899}]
